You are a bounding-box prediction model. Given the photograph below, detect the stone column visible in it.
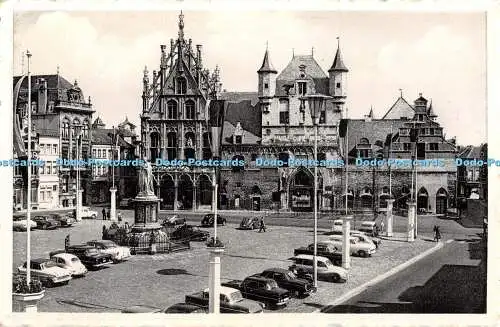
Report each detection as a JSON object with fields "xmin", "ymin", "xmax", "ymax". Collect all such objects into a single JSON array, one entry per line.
[
  {"xmin": 342, "ymin": 215, "xmax": 353, "ymax": 269},
  {"xmin": 174, "ymin": 179, "xmax": 178, "ymax": 211},
  {"xmin": 407, "ymin": 201, "xmax": 416, "ymax": 242},
  {"xmin": 208, "ymin": 248, "xmax": 224, "ymax": 313},
  {"xmin": 76, "ymin": 189, "xmax": 83, "ymax": 221},
  {"xmin": 385, "ymin": 199, "xmax": 394, "ymax": 237},
  {"xmin": 110, "ymin": 187, "xmax": 117, "ymax": 221}
]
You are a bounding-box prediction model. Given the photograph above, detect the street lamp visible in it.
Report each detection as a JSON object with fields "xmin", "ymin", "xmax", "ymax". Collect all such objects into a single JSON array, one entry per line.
[
  {"xmin": 300, "ymin": 94, "xmax": 331, "ymax": 288},
  {"xmin": 109, "ymin": 126, "xmax": 118, "ymax": 221},
  {"xmin": 208, "ymin": 99, "xmax": 226, "ymax": 314},
  {"xmin": 73, "ymin": 124, "xmax": 83, "ymax": 222},
  {"xmin": 26, "ymin": 50, "xmax": 32, "ymax": 284}
]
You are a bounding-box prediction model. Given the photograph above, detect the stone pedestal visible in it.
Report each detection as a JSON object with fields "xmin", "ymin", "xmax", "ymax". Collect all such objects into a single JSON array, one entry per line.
[
  {"xmin": 208, "ymin": 247, "xmax": 224, "ymax": 314},
  {"xmin": 131, "ymin": 194, "xmax": 162, "ymax": 233},
  {"xmin": 110, "ymin": 187, "xmax": 117, "ymax": 221},
  {"xmin": 407, "ymin": 201, "xmax": 416, "ymax": 242},
  {"xmin": 12, "ymin": 290, "xmax": 45, "ymax": 312},
  {"xmin": 385, "ymin": 199, "xmax": 394, "ymax": 237},
  {"xmin": 342, "ymin": 215, "xmax": 353, "ymax": 269}
]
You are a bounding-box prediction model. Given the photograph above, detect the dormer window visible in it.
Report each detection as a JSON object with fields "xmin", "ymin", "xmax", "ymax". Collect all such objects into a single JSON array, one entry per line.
[
  {"xmin": 176, "ymin": 77, "xmax": 187, "ymax": 94},
  {"xmin": 298, "ymin": 82, "xmax": 307, "ymax": 96},
  {"xmin": 235, "ymin": 135, "xmax": 242, "ymax": 144}
]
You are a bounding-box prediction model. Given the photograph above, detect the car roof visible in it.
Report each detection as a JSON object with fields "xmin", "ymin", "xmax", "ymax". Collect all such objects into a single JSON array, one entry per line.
[
  {"xmin": 263, "ymin": 267, "xmax": 289, "ymax": 274},
  {"xmin": 361, "ymin": 221, "xmax": 376, "ymax": 226},
  {"xmin": 28, "ymin": 258, "xmax": 51, "ymax": 264},
  {"xmin": 167, "ymin": 303, "xmax": 203, "ymax": 310},
  {"xmin": 292, "ymin": 254, "xmax": 330, "ymax": 262},
  {"xmin": 245, "ymin": 275, "xmax": 272, "ymax": 282},
  {"xmin": 52, "ymin": 253, "xmax": 78, "ymax": 260},
  {"xmin": 68, "ymin": 244, "xmax": 95, "ymax": 249},
  {"xmin": 204, "ymin": 286, "xmax": 239, "ymax": 295}
]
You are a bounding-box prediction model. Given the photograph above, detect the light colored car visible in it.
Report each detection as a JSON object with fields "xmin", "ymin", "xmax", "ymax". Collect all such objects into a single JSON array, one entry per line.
[
  {"xmin": 358, "ymin": 221, "xmax": 380, "ymax": 237},
  {"xmin": 86, "ymin": 240, "xmax": 132, "ymax": 263},
  {"xmin": 289, "ymin": 254, "xmax": 348, "ymax": 283},
  {"xmin": 13, "ymin": 217, "xmax": 37, "ymax": 231},
  {"xmin": 79, "ymin": 207, "xmax": 98, "ymax": 219},
  {"xmin": 50, "ymin": 253, "xmax": 88, "ymax": 277},
  {"xmin": 327, "ymin": 235, "xmax": 377, "ymax": 257},
  {"xmin": 331, "ymin": 219, "xmax": 343, "ymax": 234},
  {"xmin": 17, "ymin": 258, "xmax": 72, "ymax": 287}
]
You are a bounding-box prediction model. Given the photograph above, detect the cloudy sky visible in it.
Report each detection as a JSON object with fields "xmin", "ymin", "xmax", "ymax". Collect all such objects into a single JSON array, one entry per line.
[{"xmin": 13, "ymin": 10, "xmax": 486, "ymax": 145}]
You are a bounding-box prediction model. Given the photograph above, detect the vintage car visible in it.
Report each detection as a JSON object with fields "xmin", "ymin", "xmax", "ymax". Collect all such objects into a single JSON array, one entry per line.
[
  {"xmin": 50, "ymin": 213, "xmax": 76, "ymax": 227},
  {"xmin": 222, "ymin": 276, "xmax": 291, "ymax": 309},
  {"xmin": 294, "ymin": 242, "xmax": 343, "ymax": 266},
  {"xmin": 254, "ymin": 268, "xmax": 316, "ymax": 298},
  {"xmin": 31, "ymin": 215, "xmax": 59, "ymax": 230},
  {"xmin": 79, "ymin": 206, "xmax": 99, "ymax": 219},
  {"xmin": 61, "ymin": 245, "xmax": 113, "ymax": 269},
  {"xmin": 50, "ymin": 253, "xmax": 88, "ymax": 277},
  {"xmin": 186, "ymin": 287, "xmax": 264, "ymax": 313},
  {"xmin": 17, "ymin": 258, "xmax": 72, "ymax": 287},
  {"xmin": 328, "ymin": 234, "xmax": 377, "ymax": 257},
  {"xmin": 289, "ymin": 254, "xmax": 348, "ymax": 283},
  {"xmin": 239, "ymin": 216, "xmax": 260, "ymax": 230},
  {"xmin": 169, "ymin": 224, "xmax": 210, "ymax": 242},
  {"xmin": 86, "ymin": 240, "xmax": 132, "ymax": 263},
  {"xmin": 161, "ymin": 215, "xmax": 186, "ymax": 227},
  {"xmin": 12, "ymin": 216, "xmax": 37, "ymax": 231},
  {"xmin": 358, "ymin": 221, "xmax": 380, "ymax": 237},
  {"xmin": 121, "ymin": 303, "xmax": 207, "ymax": 314},
  {"xmin": 201, "ymin": 214, "xmax": 227, "ymax": 227},
  {"xmin": 330, "ymin": 219, "xmax": 344, "ymax": 234}
]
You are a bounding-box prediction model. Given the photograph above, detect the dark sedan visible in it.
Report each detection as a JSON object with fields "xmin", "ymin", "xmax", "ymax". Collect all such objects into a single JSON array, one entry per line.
[
  {"xmin": 164, "ymin": 303, "xmax": 207, "ymax": 313},
  {"xmin": 170, "ymin": 225, "xmax": 210, "ymax": 242},
  {"xmin": 255, "ymin": 268, "xmax": 316, "ymax": 297},
  {"xmin": 61, "ymin": 245, "xmax": 113, "ymax": 270},
  {"xmin": 201, "ymin": 214, "xmax": 226, "ymax": 227},
  {"xmin": 239, "ymin": 216, "xmax": 260, "ymax": 230},
  {"xmin": 50, "ymin": 213, "xmax": 76, "ymax": 227},
  {"xmin": 162, "ymin": 215, "xmax": 186, "ymax": 227},
  {"xmin": 32, "ymin": 215, "xmax": 59, "ymax": 230}
]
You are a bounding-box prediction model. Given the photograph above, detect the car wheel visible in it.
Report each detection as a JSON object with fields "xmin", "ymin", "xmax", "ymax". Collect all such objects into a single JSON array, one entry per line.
[
  {"xmin": 358, "ymin": 250, "xmax": 367, "ymax": 257},
  {"xmin": 62, "ymin": 280, "xmax": 69, "ymax": 285},
  {"xmin": 42, "ymin": 224, "xmax": 47, "ymax": 230},
  {"xmin": 92, "ymin": 214, "xmax": 97, "ymax": 219},
  {"xmin": 331, "ymin": 274, "xmax": 341, "ymax": 283}
]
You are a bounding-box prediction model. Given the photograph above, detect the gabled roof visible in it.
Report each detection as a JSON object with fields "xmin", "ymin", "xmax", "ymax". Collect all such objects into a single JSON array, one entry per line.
[
  {"xmin": 220, "ymin": 92, "xmax": 259, "ymax": 106},
  {"xmin": 13, "ymin": 74, "xmax": 73, "ymax": 91},
  {"xmin": 91, "ymin": 129, "xmax": 132, "ymax": 147},
  {"xmin": 118, "ymin": 116, "xmax": 136, "ymax": 128},
  {"xmin": 224, "ymin": 100, "xmax": 262, "ymax": 138},
  {"xmin": 329, "ymin": 47, "xmax": 349, "ymax": 72},
  {"xmin": 458, "ymin": 145, "xmax": 484, "ymax": 159},
  {"xmin": 277, "ymin": 55, "xmax": 327, "ymax": 81},
  {"xmin": 257, "ymin": 49, "xmax": 277, "ymax": 74},
  {"xmin": 382, "ymin": 97, "xmax": 415, "ymax": 120}
]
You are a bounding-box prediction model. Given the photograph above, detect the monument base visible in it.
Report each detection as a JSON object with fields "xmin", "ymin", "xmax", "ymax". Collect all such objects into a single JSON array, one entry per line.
[{"xmin": 131, "ymin": 194, "xmax": 161, "ymax": 232}]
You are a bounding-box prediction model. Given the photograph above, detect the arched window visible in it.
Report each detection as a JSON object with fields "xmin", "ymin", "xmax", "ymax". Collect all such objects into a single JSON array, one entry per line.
[
  {"xmin": 359, "ymin": 138, "xmax": 370, "ymax": 144},
  {"xmin": 72, "ymin": 118, "xmax": 81, "ymax": 138},
  {"xmin": 177, "ymin": 77, "xmax": 187, "ymax": 94},
  {"xmin": 185, "ymin": 100, "xmax": 195, "ymax": 120},
  {"xmin": 167, "ymin": 100, "xmax": 178, "ymax": 119},
  {"xmin": 202, "ymin": 132, "xmax": 212, "ymax": 160},
  {"xmin": 167, "ymin": 132, "xmax": 177, "ymax": 160},
  {"xmin": 184, "ymin": 132, "xmax": 196, "ymax": 160},
  {"xmin": 150, "ymin": 132, "xmax": 160, "ymax": 161},
  {"xmin": 62, "ymin": 119, "xmax": 70, "ymax": 138}
]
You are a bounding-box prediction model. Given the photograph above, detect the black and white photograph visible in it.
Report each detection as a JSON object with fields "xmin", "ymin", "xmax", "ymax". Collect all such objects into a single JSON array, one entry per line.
[{"xmin": 2, "ymin": 2, "xmax": 498, "ymax": 326}]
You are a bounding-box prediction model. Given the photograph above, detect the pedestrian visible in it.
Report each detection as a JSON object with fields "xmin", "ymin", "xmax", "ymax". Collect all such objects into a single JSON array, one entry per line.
[
  {"xmin": 433, "ymin": 225, "xmax": 441, "ymax": 242},
  {"xmin": 107, "ymin": 209, "xmax": 110, "ymax": 220},
  {"xmin": 117, "ymin": 211, "xmax": 123, "ymax": 222},
  {"xmin": 102, "ymin": 208, "xmax": 106, "ymax": 220},
  {"xmin": 380, "ymin": 221, "xmax": 385, "ymax": 236},
  {"xmin": 258, "ymin": 217, "xmax": 266, "ymax": 233}
]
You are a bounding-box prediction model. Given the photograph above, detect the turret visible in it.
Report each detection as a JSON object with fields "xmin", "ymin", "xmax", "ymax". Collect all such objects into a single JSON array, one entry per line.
[
  {"xmin": 329, "ymin": 37, "xmax": 348, "ymax": 113},
  {"xmin": 257, "ymin": 47, "xmax": 277, "ymax": 112}
]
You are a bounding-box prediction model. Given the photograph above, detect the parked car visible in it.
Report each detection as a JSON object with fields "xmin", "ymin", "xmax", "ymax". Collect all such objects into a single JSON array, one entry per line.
[
  {"xmin": 86, "ymin": 240, "xmax": 132, "ymax": 263},
  {"xmin": 239, "ymin": 216, "xmax": 260, "ymax": 230},
  {"xmin": 254, "ymin": 268, "xmax": 316, "ymax": 297},
  {"xmin": 50, "ymin": 253, "xmax": 88, "ymax": 277},
  {"xmin": 201, "ymin": 214, "xmax": 227, "ymax": 227},
  {"xmin": 186, "ymin": 287, "xmax": 264, "ymax": 313},
  {"xmin": 328, "ymin": 234, "xmax": 377, "ymax": 257},
  {"xmin": 31, "ymin": 215, "xmax": 59, "ymax": 230},
  {"xmin": 17, "ymin": 258, "xmax": 72, "ymax": 287},
  {"xmin": 12, "ymin": 216, "xmax": 37, "ymax": 231},
  {"xmin": 351, "ymin": 232, "xmax": 381, "ymax": 248},
  {"xmin": 294, "ymin": 242, "xmax": 343, "ymax": 266},
  {"xmin": 57, "ymin": 245, "xmax": 113, "ymax": 269},
  {"xmin": 222, "ymin": 276, "xmax": 290, "ymax": 309},
  {"xmin": 331, "ymin": 219, "xmax": 343, "ymax": 234},
  {"xmin": 169, "ymin": 225, "xmax": 210, "ymax": 242},
  {"xmin": 162, "ymin": 215, "xmax": 186, "ymax": 227},
  {"xmin": 121, "ymin": 303, "xmax": 207, "ymax": 313},
  {"xmin": 50, "ymin": 213, "xmax": 76, "ymax": 227},
  {"xmin": 289, "ymin": 254, "xmax": 348, "ymax": 283},
  {"xmin": 79, "ymin": 207, "xmax": 99, "ymax": 219},
  {"xmin": 358, "ymin": 221, "xmax": 380, "ymax": 237}
]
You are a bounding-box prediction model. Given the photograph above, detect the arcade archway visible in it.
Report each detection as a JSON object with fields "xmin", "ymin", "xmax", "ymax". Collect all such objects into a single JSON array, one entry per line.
[{"xmin": 289, "ymin": 169, "xmax": 313, "ymax": 212}]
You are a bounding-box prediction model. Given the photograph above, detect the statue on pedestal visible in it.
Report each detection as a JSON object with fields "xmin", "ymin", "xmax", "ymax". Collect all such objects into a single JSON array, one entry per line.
[{"xmin": 138, "ymin": 160, "xmax": 155, "ymax": 197}]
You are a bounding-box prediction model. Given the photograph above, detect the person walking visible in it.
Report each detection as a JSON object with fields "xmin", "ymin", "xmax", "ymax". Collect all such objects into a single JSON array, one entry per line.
[
  {"xmin": 433, "ymin": 225, "xmax": 441, "ymax": 242},
  {"xmin": 258, "ymin": 217, "xmax": 266, "ymax": 233},
  {"xmin": 102, "ymin": 208, "xmax": 106, "ymax": 220}
]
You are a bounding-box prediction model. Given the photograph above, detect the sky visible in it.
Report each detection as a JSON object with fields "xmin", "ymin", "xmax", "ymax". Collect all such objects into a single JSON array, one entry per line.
[{"xmin": 13, "ymin": 10, "xmax": 487, "ymax": 146}]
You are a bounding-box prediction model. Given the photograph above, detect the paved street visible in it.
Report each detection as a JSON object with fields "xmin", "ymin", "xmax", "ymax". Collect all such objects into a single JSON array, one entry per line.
[
  {"xmin": 320, "ymin": 235, "xmax": 486, "ymax": 313},
  {"xmin": 12, "ymin": 207, "xmax": 482, "ymax": 313}
]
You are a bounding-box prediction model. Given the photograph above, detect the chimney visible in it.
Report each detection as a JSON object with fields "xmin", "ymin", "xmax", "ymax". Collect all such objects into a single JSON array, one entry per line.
[
  {"xmin": 37, "ymin": 78, "xmax": 48, "ymax": 114},
  {"xmin": 196, "ymin": 45, "xmax": 203, "ymax": 69}
]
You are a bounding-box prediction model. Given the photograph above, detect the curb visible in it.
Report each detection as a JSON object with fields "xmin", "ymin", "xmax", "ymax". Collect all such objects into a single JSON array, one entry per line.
[{"xmin": 314, "ymin": 240, "xmax": 448, "ymax": 312}]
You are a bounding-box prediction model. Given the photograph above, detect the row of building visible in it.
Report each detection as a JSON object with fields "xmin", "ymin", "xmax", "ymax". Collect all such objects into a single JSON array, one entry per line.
[{"xmin": 13, "ymin": 12, "xmax": 487, "ymax": 214}]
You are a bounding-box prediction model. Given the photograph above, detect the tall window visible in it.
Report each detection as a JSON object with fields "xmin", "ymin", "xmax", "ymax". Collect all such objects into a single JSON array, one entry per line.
[
  {"xmin": 177, "ymin": 77, "xmax": 187, "ymax": 94},
  {"xmin": 167, "ymin": 132, "xmax": 177, "ymax": 160},
  {"xmin": 167, "ymin": 100, "xmax": 178, "ymax": 119},
  {"xmin": 184, "ymin": 132, "xmax": 196, "ymax": 160},
  {"xmin": 150, "ymin": 132, "xmax": 160, "ymax": 161},
  {"xmin": 298, "ymin": 82, "xmax": 307, "ymax": 96},
  {"xmin": 279, "ymin": 99, "xmax": 289, "ymax": 124},
  {"xmin": 202, "ymin": 132, "xmax": 212, "ymax": 160},
  {"xmin": 185, "ymin": 100, "xmax": 195, "ymax": 120}
]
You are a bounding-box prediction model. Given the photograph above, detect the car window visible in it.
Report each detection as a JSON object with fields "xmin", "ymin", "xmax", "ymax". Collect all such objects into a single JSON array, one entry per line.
[
  {"xmin": 229, "ymin": 291, "xmax": 243, "ymax": 302},
  {"xmin": 43, "ymin": 261, "xmax": 58, "ymax": 269},
  {"xmin": 350, "ymin": 238, "xmax": 356, "ymax": 244},
  {"xmin": 318, "ymin": 261, "xmax": 327, "ymax": 268},
  {"xmin": 274, "ymin": 273, "xmax": 284, "ymax": 280},
  {"xmin": 220, "ymin": 294, "xmax": 228, "ymax": 302},
  {"xmin": 286, "ymin": 271, "xmax": 296, "ymax": 279},
  {"xmin": 31, "ymin": 263, "xmax": 41, "ymax": 270},
  {"xmin": 71, "ymin": 257, "xmax": 79, "ymax": 262},
  {"xmin": 22, "ymin": 262, "xmax": 27, "ymax": 268}
]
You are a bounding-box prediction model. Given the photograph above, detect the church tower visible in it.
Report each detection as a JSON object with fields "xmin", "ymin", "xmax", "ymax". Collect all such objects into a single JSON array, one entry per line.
[
  {"xmin": 328, "ymin": 38, "xmax": 349, "ymax": 116},
  {"xmin": 257, "ymin": 47, "xmax": 277, "ymax": 113}
]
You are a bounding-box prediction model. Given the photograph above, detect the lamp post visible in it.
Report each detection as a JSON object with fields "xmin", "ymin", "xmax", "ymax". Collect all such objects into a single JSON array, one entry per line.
[
  {"xmin": 26, "ymin": 50, "xmax": 32, "ymax": 284},
  {"xmin": 208, "ymin": 99, "xmax": 225, "ymax": 314},
  {"xmin": 301, "ymin": 94, "xmax": 331, "ymax": 288},
  {"xmin": 110, "ymin": 126, "xmax": 117, "ymax": 221},
  {"xmin": 74, "ymin": 124, "xmax": 83, "ymax": 222}
]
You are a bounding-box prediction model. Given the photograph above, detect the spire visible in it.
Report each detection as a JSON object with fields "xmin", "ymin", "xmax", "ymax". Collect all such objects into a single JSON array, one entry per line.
[
  {"xmin": 427, "ymin": 99, "xmax": 437, "ymax": 117},
  {"xmin": 369, "ymin": 106, "xmax": 374, "ymax": 118},
  {"xmin": 178, "ymin": 11, "xmax": 185, "ymax": 40},
  {"xmin": 257, "ymin": 47, "xmax": 277, "ymax": 74},
  {"xmin": 329, "ymin": 37, "xmax": 349, "ymax": 72}
]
